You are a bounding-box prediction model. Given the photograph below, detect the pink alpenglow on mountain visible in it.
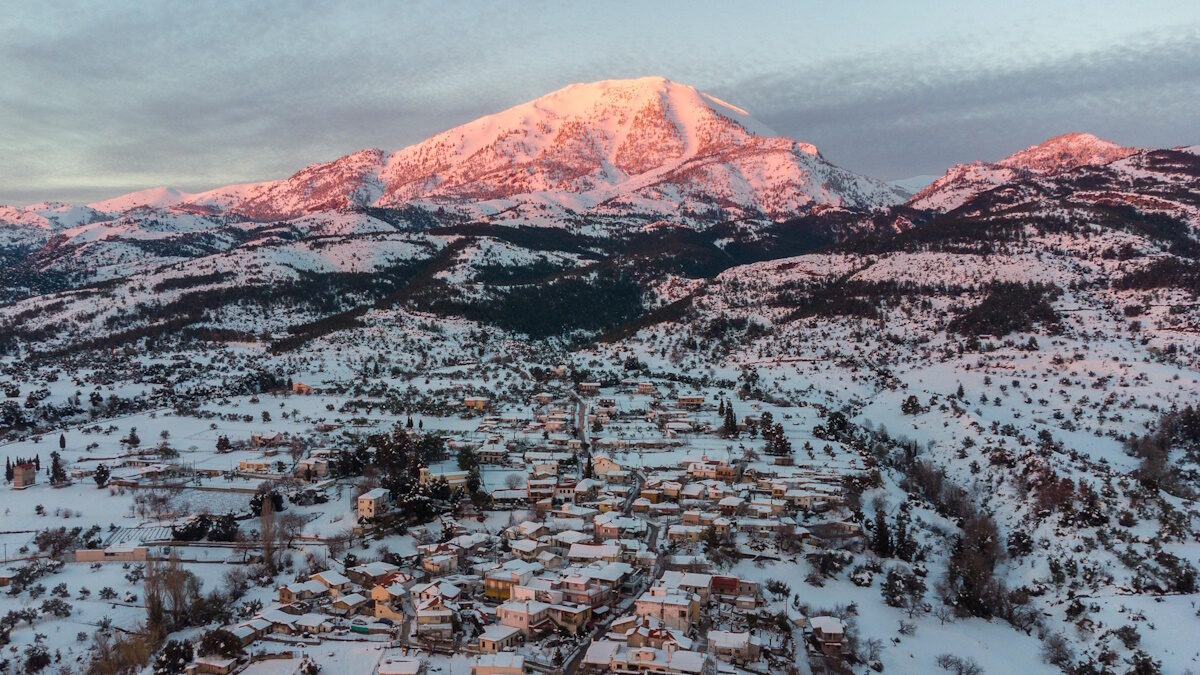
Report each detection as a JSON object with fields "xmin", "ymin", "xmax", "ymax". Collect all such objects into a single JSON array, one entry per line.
[
  {"xmin": 84, "ymin": 77, "xmax": 901, "ymax": 225},
  {"xmin": 996, "ymin": 132, "xmax": 1137, "ymax": 174},
  {"xmin": 909, "ymin": 132, "xmax": 1140, "ymax": 212}
]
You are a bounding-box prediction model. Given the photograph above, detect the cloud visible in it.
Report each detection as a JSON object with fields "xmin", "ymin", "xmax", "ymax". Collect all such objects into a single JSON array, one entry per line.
[
  {"xmin": 719, "ymin": 28, "xmax": 1200, "ymax": 177},
  {"xmin": 0, "ymin": 4, "xmax": 1197, "ymax": 203}
]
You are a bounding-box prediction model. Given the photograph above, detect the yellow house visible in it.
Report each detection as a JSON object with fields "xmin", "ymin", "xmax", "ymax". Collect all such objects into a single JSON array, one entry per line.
[{"xmin": 464, "ymin": 397, "xmax": 490, "ymax": 410}]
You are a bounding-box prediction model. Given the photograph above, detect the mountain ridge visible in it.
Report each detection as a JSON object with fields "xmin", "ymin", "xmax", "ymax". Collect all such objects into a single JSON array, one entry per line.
[{"xmin": 68, "ymin": 77, "xmax": 899, "ymax": 225}]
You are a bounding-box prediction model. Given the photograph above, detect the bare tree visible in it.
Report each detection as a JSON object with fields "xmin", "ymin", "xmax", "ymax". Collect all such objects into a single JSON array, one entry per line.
[
  {"xmin": 260, "ymin": 497, "xmax": 278, "ymax": 575},
  {"xmin": 162, "ymin": 552, "xmax": 190, "ymax": 625},
  {"xmin": 278, "ymin": 512, "xmax": 307, "ymax": 550}
]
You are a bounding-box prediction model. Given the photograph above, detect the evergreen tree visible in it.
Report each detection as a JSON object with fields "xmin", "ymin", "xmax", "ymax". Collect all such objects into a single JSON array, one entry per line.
[
  {"xmin": 126, "ymin": 428, "xmax": 140, "ymax": 448},
  {"xmin": 901, "ymin": 395, "xmax": 922, "ymax": 415},
  {"xmin": 155, "ymin": 639, "xmax": 194, "ymax": 675},
  {"xmin": 58, "ymin": 434, "xmax": 65, "ymax": 450},
  {"xmin": 457, "ymin": 445, "xmax": 478, "ymax": 472},
  {"xmin": 216, "ymin": 435, "xmax": 231, "ymax": 452},
  {"xmin": 94, "ymin": 464, "xmax": 110, "ymax": 488},
  {"xmin": 723, "ymin": 401, "xmax": 737, "ymax": 436},
  {"xmin": 872, "ymin": 505, "xmax": 893, "ymax": 558},
  {"xmin": 33, "ymin": 454, "xmax": 40, "ymax": 471},
  {"xmin": 49, "ymin": 451, "xmax": 67, "ymax": 486},
  {"xmin": 5, "ymin": 457, "xmax": 11, "ymax": 483},
  {"xmin": 894, "ymin": 510, "xmax": 914, "ymax": 561}
]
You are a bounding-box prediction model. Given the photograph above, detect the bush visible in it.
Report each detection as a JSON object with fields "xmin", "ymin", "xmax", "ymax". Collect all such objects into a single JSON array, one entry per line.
[
  {"xmin": 197, "ymin": 629, "xmax": 243, "ymax": 658},
  {"xmin": 935, "ymin": 654, "xmax": 982, "ymax": 675},
  {"xmin": 155, "ymin": 639, "xmax": 194, "ymax": 675},
  {"xmin": 1040, "ymin": 633, "xmax": 1074, "ymax": 670}
]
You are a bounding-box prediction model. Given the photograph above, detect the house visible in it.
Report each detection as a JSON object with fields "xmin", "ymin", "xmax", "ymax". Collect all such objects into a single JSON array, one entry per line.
[
  {"xmin": 419, "ymin": 467, "xmax": 469, "ymax": 488},
  {"xmin": 706, "ymin": 630, "xmax": 761, "ymax": 664},
  {"xmin": 379, "ymin": 658, "xmax": 426, "ymax": 675},
  {"xmin": 592, "ymin": 454, "xmax": 622, "ymax": 477},
  {"xmin": 578, "ymin": 382, "xmax": 601, "ymax": 395},
  {"xmin": 347, "ymin": 560, "xmax": 400, "ymax": 587},
  {"xmin": 477, "ymin": 443, "xmax": 510, "ymax": 465},
  {"xmin": 75, "ymin": 543, "xmax": 149, "ymax": 563},
  {"xmin": 510, "ymin": 539, "xmax": 550, "ymax": 562},
  {"xmin": 686, "ymin": 458, "xmax": 735, "ymax": 482},
  {"xmin": 559, "ymin": 573, "xmax": 609, "ymax": 607},
  {"xmin": 666, "ymin": 525, "xmax": 705, "ymax": 544},
  {"xmin": 423, "ymin": 547, "xmax": 460, "ymax": 575},
  {"xmin": 659, "ymin": 572, "xmax": 713, "ymax": 603},
  {"xmin": 372, "ymin": 585, "xmax": 409, "ymax": 623},
  {"xmin": 292, "ymin": 382, "xmax": 313, "ymax": 395},
  {"xmin": 497, "ymin": 599, "xmax": 552, "ymax": 635},
  {"xmin": 478, "ymin": 624, "xmax": 523, "ymax": 653},
  {"xmin": 634, "ymin": 587, "xmax": 700, "ymax": 630},
  {"xmin": 227, "ymin": 618, "xmax": 272, "ymax": 646},
  {"xmin": 330, "ymin": 592, "xmax": 369, "ymax": 616},
  {"xmin": 710, "ymin": 576, "xmax": 758, "ymax": 606},
  {"xmin": 278, "ymin": 579, "xmax": 329, "ymax": 603},
  {"xmin": 676, "ymin": 395, "xmax": 705, "ymax": 408},
  {"xmin": 413, "ymin": 580, "xmax": 463, "ymax": 603},
  {"xmin": 548, "ymin": 603, "xmax": 592, "ymax": 634},
  {"xmin": 583, "ymin": 641, "xmax": 715, "ymax": 675},
  {"xmin": 297, "ymin": 458, "xmax": 328, "ymax": 480},
  {"xmin": 238, "ymin": 459, "xmax": 273, "ymax": 474},
  {"xmin": 358, "ymin": 488, "xmax": 391, "ymax": 519},
  {"xmin": 310, "ymin": 569, "xmax": 353, "ymax": 597},
  {"xmin": 187, "ymin": 656, "xmax": 240, "ymax": 675},
  {"xmin": 250, "ymin": 432, "xmax": 288, "ymax": 448},
  {"xmin": 484, "ymin": 560, "xmax": 542, "ymax": 601},
  {"xmin": 464, "ymin": 397, "xmax": 490, "ymax": 411},
  {"xmin": 415, "ymin": 596, "xmax": 455, "ymax": 638},
  {"xmin": 568, "ymin": 542, "xmax": 621, "ymax": 564},
  {"xmin": 471, "ymin": 653, "xmax": 525, "ymax": 675},
  {"xmin": 594, "ymin": 513, "xmax": 646, "ymax": 540},
  {"xmin": 294, "ymin": 613, "xmax": 333, "ymax": 634},
  {"xmin": 809, "ymin": 616, "xmax": 846, "ymax": 656},
  {"xmin": 637, "ymin": 382, "xmax": 657, "ymax": 395},
  {"xmin": 609, "ymin": 615, "xmax": 692, "ymax": 650},
  {"xmin": 12, "ymin": 463, "xmax": 35, "ymax": 489}
]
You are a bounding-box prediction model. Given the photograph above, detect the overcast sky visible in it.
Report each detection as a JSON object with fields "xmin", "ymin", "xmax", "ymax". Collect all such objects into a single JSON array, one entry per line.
[{"xmin": 1, "ymin": 1, "xmax": 1197, "ymax": 205}]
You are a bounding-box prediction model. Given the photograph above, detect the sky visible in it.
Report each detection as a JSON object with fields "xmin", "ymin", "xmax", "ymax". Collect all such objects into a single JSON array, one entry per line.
[{"xmin": 1, "ymin": 0, "xmax": 1197, "ymax": 205}]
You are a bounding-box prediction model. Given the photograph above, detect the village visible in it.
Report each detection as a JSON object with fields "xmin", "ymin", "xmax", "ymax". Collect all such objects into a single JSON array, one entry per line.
[{"xmin": 1, "ymin": 367, "xmax": 868, "ymax": 675}]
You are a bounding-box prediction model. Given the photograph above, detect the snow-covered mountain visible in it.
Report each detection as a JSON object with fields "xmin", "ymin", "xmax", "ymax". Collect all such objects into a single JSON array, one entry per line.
[
  {"xmin": 80, "ymin": 77, "xmax": 901, "ymax": 225},
  {"xmin": 909, "ymin": 132, "xmax": 1140, "ymax": 212},
  {"xmin": 996, "ymin": 131, "xmax": 1137, "ymax": 174}
]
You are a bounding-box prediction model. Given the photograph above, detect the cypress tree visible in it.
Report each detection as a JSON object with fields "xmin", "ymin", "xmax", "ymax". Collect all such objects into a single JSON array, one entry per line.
[
  {"xmin": 872, "ymin": 505, "xmax": 893, "ymax": 558},
  {"xmin": 894, "ymin": 511, "xmax": 913, "ymax": 561},
  {"xmin": 49, "ymin": 451, "xmax": 67, "ymax": 486}
]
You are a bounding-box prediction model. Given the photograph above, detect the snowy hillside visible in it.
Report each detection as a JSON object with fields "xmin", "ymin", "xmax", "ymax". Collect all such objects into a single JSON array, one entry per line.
[{"xmin": 909, "ymin": 132, "xmax": 1144, "ymax": 213}]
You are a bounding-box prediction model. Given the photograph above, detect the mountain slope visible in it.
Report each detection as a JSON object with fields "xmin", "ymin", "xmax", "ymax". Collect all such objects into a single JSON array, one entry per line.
[
  {"xmin": 83, "ymin": 77, "xmax": 900, "ymax": 225},
  {"xmin": 909, "ymin": 132, "xmax": 1141, "ymax": 212}
]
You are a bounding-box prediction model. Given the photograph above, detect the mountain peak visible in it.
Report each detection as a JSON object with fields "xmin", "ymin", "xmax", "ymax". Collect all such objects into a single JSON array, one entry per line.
[
  {"xmin": 997, "ymin": 131, "xmax": 1137, "ymax": 174},
  {"xmin": 78, "ymin": 78, "xmax": 900, "ymax": 224}
]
